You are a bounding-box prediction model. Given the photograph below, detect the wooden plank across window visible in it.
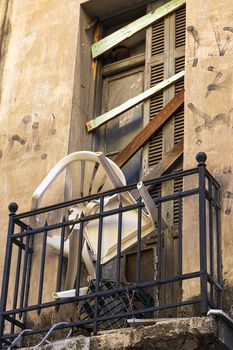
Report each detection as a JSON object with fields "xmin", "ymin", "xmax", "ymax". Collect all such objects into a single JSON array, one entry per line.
[
  {"xmin": 86, "ymin": 70, "xmax": 184, "ymax": 132},
  {"xmin": 131, "ymin": 140, "xmax": 183, "ymax": 200},
  {"xmin": 91, "ymin": 0, "xmax": 186, "ymax": 59},
  {"xmin": 114, "ymin": 89, "xmax": 184, "ymax": 167},
  {"xmin": 102, "ymin": 53, "xmax": 145, "ymax": 78},
  {"xmin": 143, "ymin": 140, "xmax": 183, "ymax": 182}
]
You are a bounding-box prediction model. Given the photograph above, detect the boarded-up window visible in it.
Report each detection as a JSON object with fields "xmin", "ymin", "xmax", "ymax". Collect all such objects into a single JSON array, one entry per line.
[{"xmin": 95, "ymin": 1, "xmax": 186, "ymax": 215}]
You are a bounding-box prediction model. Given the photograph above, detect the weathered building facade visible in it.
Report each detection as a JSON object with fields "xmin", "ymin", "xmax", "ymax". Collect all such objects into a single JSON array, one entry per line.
[{"xmin": 0, "ymin": 0, "xmax": 233, "ymax": 348}]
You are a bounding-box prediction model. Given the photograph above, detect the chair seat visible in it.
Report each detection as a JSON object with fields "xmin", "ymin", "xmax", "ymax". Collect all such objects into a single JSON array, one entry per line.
[{"xmin": 80, "ymin": 194, "xmax": 155, "ymax": 264}]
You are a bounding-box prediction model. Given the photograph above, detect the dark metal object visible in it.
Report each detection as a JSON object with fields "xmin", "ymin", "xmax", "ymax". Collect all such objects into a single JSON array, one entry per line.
[
  {"xmin": 116, "ymin": 203, "xmax": 123, "ymax": 289},
  {"xmin": 93, "ymin": 196, "xmax": 104, "ymax": 334},
  {"xmin": 136, "ymin": 202, "xmax": 142, "ymax": 285},
  {"xmin": 208, "ymin": 310, "xmax": 233, "ymax": 350},
  {"xmin": 55, "ymin": 217, "xmax": 65, "ymax": 312},
  {"xmin": 37, "ymin": 223, "xmax": 48, "ymax": 315},
  {"xmin": 11, "ymin": 234, "xmax": 23, "ymax": 334},
  {"xmin": 0, "ymin": 153, "xmax": 222, "ymax": 348},
  {"xmin": 75, "ymin": 212, "xmax": 84, "ymax": 300},
  {"xmin": 197, "ymin": 152, "xmax": 208, "ymax": 313}
]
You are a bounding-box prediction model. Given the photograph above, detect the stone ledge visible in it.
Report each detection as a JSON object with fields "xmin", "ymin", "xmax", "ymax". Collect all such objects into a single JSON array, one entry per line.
[{"xmin": 22, "ymin": 317, "xmax": 223, "ymax": 350}]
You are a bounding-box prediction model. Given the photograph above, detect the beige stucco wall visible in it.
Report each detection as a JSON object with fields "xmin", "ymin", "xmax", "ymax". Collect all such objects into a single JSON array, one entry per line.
[
  {"xmin": 0, "ymin": 0, "xmax": 82, "ymax": 302},
  {"xmin": 183, "ymin": 0, "xmax": 233, "ymax": 313}
]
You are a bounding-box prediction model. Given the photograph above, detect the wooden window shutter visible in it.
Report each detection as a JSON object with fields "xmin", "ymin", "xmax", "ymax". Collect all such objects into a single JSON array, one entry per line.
[
  {"xmin": 143, "ymin": 1, "xmax": 186, "ymax": 223},
  {"xmin": 147, "ymin": 13, "xmax": 166, "ymax": 169},
  {"xmin": 148, "ymin": 63, "xmax": 164, "ymax": 167},
  {"xmin": 174, "ymin": 7, "xmax": 185, "ymax": 145},
  {"xmin": 175, "ymin": 5, "xmax": 186, "ymax": 48},
  {"xmin": 174, "ymin": 58, "xmax": 185, "ymax": 145},
  {"xmin": 152, "ymin": 18, "xmax": 165, "ymax": 56},
  {"xmin": 173, "ymin": 176, "xmax": 183, "ymax": 225},
  {"xmin": 145, "ymin": 3, "xmax": 168, "ymax": 201},
  {"xmin": 173, "ymin": 6, "xmax": 186, "ymax": 225},
  {"xmin": 149, "ymin": 19, "xmax": 165, "ymax": 168}
]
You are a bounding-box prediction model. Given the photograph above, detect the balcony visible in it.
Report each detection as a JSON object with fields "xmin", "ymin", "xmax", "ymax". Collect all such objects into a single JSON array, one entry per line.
[{"xmin": 0, "ymin": 153, "xmax": 222, "ymax": 348}]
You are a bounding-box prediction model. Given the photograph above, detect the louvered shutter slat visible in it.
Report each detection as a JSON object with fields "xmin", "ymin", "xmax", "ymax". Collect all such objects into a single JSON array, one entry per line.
[
  {"xmin": 148, "ymin": 63, "xmax": 164, "ymax": 167},
  {"xmin": 173, "ymin": 177, "xmax": 183, "ymax": 225},
  {"xmin": 152, "ymin": 19, "xmax": 165, "ymax": 55},
  {"xmin": 175, "ymin": 5, "xmax": 186, "ymax": 48}
]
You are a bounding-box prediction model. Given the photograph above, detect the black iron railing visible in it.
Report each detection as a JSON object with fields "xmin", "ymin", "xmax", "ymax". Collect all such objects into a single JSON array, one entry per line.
[{"xmin": 0, "ymin": 153, "xmax": 222, "ymax": 348}]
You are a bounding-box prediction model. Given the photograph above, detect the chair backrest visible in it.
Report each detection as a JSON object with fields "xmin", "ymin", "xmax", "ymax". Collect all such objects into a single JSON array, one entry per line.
[{"xmin": 31, "ymin": 151, "xmax": 126, "ymax": 210}]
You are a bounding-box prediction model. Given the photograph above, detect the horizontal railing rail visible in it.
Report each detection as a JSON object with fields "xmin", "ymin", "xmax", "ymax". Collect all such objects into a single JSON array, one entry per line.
[
  {"xmin": 13, "ymin": 167, "xmax": 199, "ymax": 220},
  {"xmin": 0, "ymin": 152, "xmax": 222, "ymax": 349}
]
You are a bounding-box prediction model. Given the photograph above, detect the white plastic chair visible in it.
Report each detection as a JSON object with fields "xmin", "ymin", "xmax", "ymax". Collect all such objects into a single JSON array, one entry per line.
[{"xmin": 31, "ymin": 151, "xmax": 162, "ymax": 297}]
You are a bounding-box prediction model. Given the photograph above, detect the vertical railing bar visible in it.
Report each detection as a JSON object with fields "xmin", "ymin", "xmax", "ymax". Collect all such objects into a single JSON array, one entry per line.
[
  {"xmin": 116, "ymin": 203, "xmax": 123, "ymax": 289},
  {"xmin": 157, "ymin": 198, "xmax": 162, "ymax": 283},
  {"xmin": 55, "ymin": 217, "xmax": 66, "ymax": 312},
  {"xmin": 22, "ymin": 233, "xmax": 34, "ymax": 328},
  {"xmin": 56, "ymin": 218, "xmax": 65, "ymax": 292},
  {"xmin": 11, "ymin": 234, "xmax": 23, "ymax": 334},
  {"xmin": 197, "ymin": 153, "xmax": 208, "ymax": 314},
  {"xmin": 178, "ymin": 191, "xmax": 183, "ymax": 281},
  {"xmin": 216, "ymin": 185, "xmax": 222, "ymax": 308},
  {"xmin": 93, "ymin": 196, "xmax": 104, "ymax": 335},
  {"xmin": 75, "ymin": 213, "xmax": 84, "ymax": 300},
  {"xmin": 208, "ymin": 178, "xmax": 214, "ymax": 306},
  {"xmin": 37, "ymin": 222, "xmax": 48, "ymax": 315},
  {"xmin": 0, "ymin": 203, "xmax": 18, "ymax": 345},
  {"xmin": 155, "ymin": 197, "xmax": 162, "ymax": 312},
  {"xmin": 19, "ymin": 230, "xmax": 30, "ymax": 319},
  {"xmin": 136, "ymin": 200, "xmax": 142, "ymax": 285}
]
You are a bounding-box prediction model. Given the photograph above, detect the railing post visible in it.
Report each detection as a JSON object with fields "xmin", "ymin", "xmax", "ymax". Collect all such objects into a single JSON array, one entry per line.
[
  {"xmin": 216, "ymin": 184, "xmax": 222, "ymax": 309},
  {"xmin": 0, "ymin": 202, "xmax": 18, "ymax": 348},
  {"xmin": 196, "ymin": 152, "xmax": 208, "ymax": 314}
]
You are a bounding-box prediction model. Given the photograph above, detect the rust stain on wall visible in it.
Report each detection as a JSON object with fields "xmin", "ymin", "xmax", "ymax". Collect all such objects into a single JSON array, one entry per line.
[
  {"xmin": 32, "ymin": 122, "xmax": 39, "ymax": 129},
  {"xmin": 0, "ymin": 0, "xmax": 12, "ymax": 104},
  {"xmin": 187, "ymin": 25, "xmax": 200, "ymax": 67},
  {"xmin": 206, "ymin": 66, "xmax": 223, "ymax": 97},
  {"xmin": 34, "ymin": 144, "xmax": 41, "ymax": 152},
  {"xmin": 12, "ymin": 134, "xmax": 26, "ymax": 145},
  {"xmin": 206, "ymin": 66, "xmax": 232, "ymax": 97},
  {"xmin": 23, "ymin": 115, "xmax": 32, "ymax": 124},
  {"xmin": 224, "ymin": 191, "xmax": 233, "ymax": 215},
  {"xmin": 212, "ymin": 23, "xmax": 233, "ymax": 56},
  {"xmin": 187, "ymin": 103, "xmax": 232, "ymax": 144}
]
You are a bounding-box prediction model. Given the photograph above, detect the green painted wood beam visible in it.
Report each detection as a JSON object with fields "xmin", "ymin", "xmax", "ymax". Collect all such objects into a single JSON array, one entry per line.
[
  {"xmin": 86, "ymin": 70, "xmax": 185, "ymax": 132},
  {"xmin": 91, "ymin": 0, "xmax": 186, "ymax": 59}
]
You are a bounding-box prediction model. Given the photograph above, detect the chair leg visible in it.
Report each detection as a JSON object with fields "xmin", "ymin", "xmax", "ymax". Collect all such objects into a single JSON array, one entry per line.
[
  {"xmin": 82, "ymin": 240, "xmax": 96, "ymax": 280},
  {"xmin": 64, "ymin": 228, "xmax": 81, "ymax": 290},
  {"xmin": 65, "ymin": 236, "xmax": 96, "ymax": 289},
  {"xmin": 137, "ymin": 181, "xmax": 167, "ymax": 230},
  {"xmin": 52, "ymin": 286, "xmax": 88, "ymax": 299},
  {"xmin": 47, "ymin": 233, "xmax": 96, "ymax": 290}
]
